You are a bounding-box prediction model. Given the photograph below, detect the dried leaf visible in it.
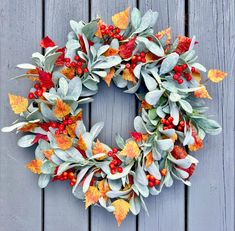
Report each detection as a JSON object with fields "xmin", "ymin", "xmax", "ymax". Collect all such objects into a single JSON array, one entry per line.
[
  {"xmin": 103, "ymin": 68, "xmax": 115, "ymax": 87},
  {"xmin": 194, "ymin": 85, "xmax": 212, "ymax": 99},
  {"xmin": 54, "ymin": 99, "xmax": 71, "ymax": 119},
  {"xmin": 40, "ymin": 36, "xmax": 56, "ymax": 48},
  {"xmin": 171, "ymin": 145, "xmax": 188, "ymax": 159},
  {"xmin": 26, "ymin": 69, "xmax": 39, "ymax": 81},
  {"xmin": 145, "ymin": 52, "xmax": 158, "ymax": 62},
  {"xmin": 208, "ymin": 69, "xmax": 227, "ymax": 83},
  {"xmin": 26, "ymin": 159, "xmax": 43, "ymax": 174},
  {"xmin": 175, "ymin": 36, "xmax": 192, "ymax": 55},
  {"xmin": 141, "ymin": 100, "xmax": 153, "ymax": 110},
  {"xmin": 85, "ymin": 186, "xmax": 100, "ymax": 208},
  {"xmin": 112, "ymin": 199, "xmax": 130, "ymax": 226},
  {"xmin": 92, "ymin": 139, "xmax": 107, "ymax": 160},
  {"xmin": 37, "ymin": 68, "xmax": 54, "ymax": 89},
  {"xmin": 130, "ymin": 132, "xmax": 142, "ymax": 142},
  {"xmin": 120, "ymin": 140, "xmax": 140, "ymax": 158},
  {"xmin": 55, "ymin": 134, "xmax": 72, "ymax": 150},
  {"xmin": 145, "ymin": 152, "xmax": 153, "ymax": 167},
  {"xmin": 119, "ymin": 37, "xmax": 136, "ymax": 59},
  {"xmin": 98, "ymin": 179, "xmax": 110, "ymax": 201},
  {"xmin": 192, "ymin": 71, "xmax": 202, "ymax": 83},
  {"xmin": 18, "ymin": 123, "xmax": 38, "ymax": 132},
  {"xmin": 112, "ymin": 7, "xmax": 130, "ymax": 29},
  {"xmin": 104, "ymin": 47, "xmax": 119, "ymax": 57},
  {"xmin": 60, "ymin": 67, "xmax": 75, "ymax": 80},
  {"xmin": 188, "ymin": 136, "xmax": 204, "ymax": 151},
  {"xmin": 156, "ymin": 27, "xmax": 172, "ymax": 46},
  {"xmin": 70, "ymin": 111, "xmax": 83, "ymax": 123},
  {"xmin": 43, "ymin": 149, "xmax": 54, "ymax": 161},
  {"xmin": 122, "ymin": 68, "xmax": 136, "ymax": 83},
  {"xmin": 8, "ymin": 94, "xmax": 28, "ymax": 114},
  {"xmin": 66, "ymin": 123, "xmax": 76, "ymax": 138},
  {"xmin": 77, "ymin": 134, "xmax": 87, "ymax": 151}
]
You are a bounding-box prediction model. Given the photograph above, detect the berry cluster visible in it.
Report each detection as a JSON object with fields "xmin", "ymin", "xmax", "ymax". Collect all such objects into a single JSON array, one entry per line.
[
  {"xmin": 53, "ymin": 167, "xmax": 77, "ymax": 186},
  {"xmin": 108, "ymin": 147, "xmax": 123, "ymax": 174},
  {"xmin": 100, "ymin": 24, "xmax": 123, "ymax": 41},
  {"xmin": 28, "ymin": 83, "xmax": 47, "ymax": 99},
  {"xmin": 173, "ymin": 64, "xmax": 192, "ymax": 84},
  {"xmin": 146, "ymin": 174, "xmax": 161, "ymax": 188},
  {"xmin": 64, "ymin": 56, "xmax": 88, "ymax": 75},
  {"xmin": 51, "ymin": 115, "xmax": 73, "ymax": 135},
  {"xmin": 125, "ymin": 52, "xmax": 146, "ymax": 70},
  {"xmin": 161, "ymin": 116, "xmax": 174, "ymax": 130}
]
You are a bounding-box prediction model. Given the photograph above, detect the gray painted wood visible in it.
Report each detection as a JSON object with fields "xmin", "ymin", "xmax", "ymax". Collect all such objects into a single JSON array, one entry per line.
[
  {"xmin": 44, "ymin": 1, "xmax": 89, "ymax": 230},
  {"xmin": 138, "ymin": 1, "xmax": 186, "ymax": 231},
  {"xmin": 90, "ymin": 0, "xmax": 137, "ymax": 230},
  {"xmin": 188, "ymin": 1, "xmax": 235, "ymax": 230},
  {"xmin": 0, "ymin": 1, "xmax": 42, "ymax": 231}
]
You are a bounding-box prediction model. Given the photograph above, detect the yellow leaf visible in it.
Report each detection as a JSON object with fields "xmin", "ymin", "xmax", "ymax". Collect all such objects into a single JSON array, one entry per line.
[
  {"xmin": 189, "ymin": 136, "xmax": 204, "ymax": 151},
  {"xmin": 55, "ymin": 134, "xmax": 72, "ymax": 150},
  {"xmin": 194, "ymin": 85, "xmax": 212, "ymax": 99},
  {"xmin": 54, "ymin": 99, "xmax": 71, "ymax": 119},
  {"xmin": 60, "ymin": 67, "xmax": 75, "ymax": 80},
  {"xmin": 98, "ymin": 179, "xmax": 110, "ymax": 201},
  {"xmin": 156, "ymin": 27, "xmax": 172, "ymax": 45},
  {"xmin": 85, "ymin": 186, "xmax": 100, "ymax": 208},
  {"xmin": 192, "ymin": 71, "xmax": 202, "ymax": 83},
  {"xmin": 92, "ymin": 139, "xmax": 107, "ymax": 160},
  {"xmin": 8, "ymin": 94, "xmax": 28, "ymax": 114},
  {"xmin": 112, "ymin": 199, "xmax": 130, "ymax": 226},
  {"xmin": 171, "ymin": 133, "xmax": 178, "ymax": 142},
  {"xmin": 208, "ymin": 69, "xmax": 227, "ymax": 83},
  {"xmin": 145, "ymin": 52, "xmax": 158, "ymax": 62},
  {"xmin": 112, "ymin": 7, "xmax": 130, "ymax": 29},
  {"xmin": 120, "ymin": 140, "xmax": 140, "ymax": 158},
  {"xmin": 104, "ymin": 68, "xmax": 115, "ymax": 87},
  {"xmin": 26, "ymin": 159, "xmax": 43, "ymax": 174},
  {"xmin": 122, "ymin": 68, "xmax": 136, "ymax": 83},
  {"xmin": 145, "ymin": 152, "xmax": 153, "ymax": 167},
  {"xmin": 77, "ymin": 134, "xmax": 87, "ymax": 151},
  {"xmin": 43, "ymin": 149, "xmax": 54, "ymax": 161},
  {"xmin": 103, "ymin": 47, "xmax": 119, "ymax": 57}
]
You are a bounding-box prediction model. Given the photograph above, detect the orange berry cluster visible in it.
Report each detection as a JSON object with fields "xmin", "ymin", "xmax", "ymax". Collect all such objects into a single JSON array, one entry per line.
[
  {"xmin": 100, "ymin": 24, "xmax": 123, "ymax": 41},
  {"xmin": 108, "ymin": 147, "xmax": 123, "ymax": 174},
  {"xmin": 146, "ymin": 174, "xmax": 161, "ymax": 188},
  {"xmin": 28, "ymin": 83, "xmax": 47, "ymax": 99},
  {"xmin": 173, "ymin": 64, "xmax": 192, "ymax": 84},
  {"xmin": 65, "ymin": 56, "xmax": 88, "ymax": 75},
  {"xmin": 53, "ymin": 167, "xmax": 77, "ymax": 186},
  {"xmin": 51, "ymin": 115, "xmax": 73, "ymax": 135},
  {"xmin": 125, "ymin": 52, "xmax": 146, "ymax": 70}
]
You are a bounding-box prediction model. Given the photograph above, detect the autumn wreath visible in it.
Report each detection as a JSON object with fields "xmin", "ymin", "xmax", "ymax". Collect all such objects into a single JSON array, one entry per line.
[{"xmin": 2, "ymin": 8, "xmax": 227, "ymax": 225}]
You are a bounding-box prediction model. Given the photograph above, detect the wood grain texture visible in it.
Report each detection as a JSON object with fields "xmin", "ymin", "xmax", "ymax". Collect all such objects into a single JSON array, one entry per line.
[
  {"xmin": 0, "ymin": 1, "xmax": 42, "ymax": 231},
  {"xmin": 188, "ymin": 0, "xmax": 235, "ymax": 230},
  {"xmin": 90, "ymin": 0, "xmax": 137, "ymax": 230},
  {"xmin": 138, "ymin": 1, "xmax": 186, "ymax": 231},
  {"xmin": 44, "ymin": 1, "xmax": 89, "ymax": 230}
]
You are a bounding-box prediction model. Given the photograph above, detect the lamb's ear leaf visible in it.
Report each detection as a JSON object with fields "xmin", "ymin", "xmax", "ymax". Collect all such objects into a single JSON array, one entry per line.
[
  {"xmin": 160, "ymin": 52, "xmax": 179, "ymax": 75},
  {"xmin": 90, "ymin": 122, "xmax": 104, "ymax": 139},
  {"xmin": 38, "ymin": 174, "xmax": 51, "ymax": 188}
]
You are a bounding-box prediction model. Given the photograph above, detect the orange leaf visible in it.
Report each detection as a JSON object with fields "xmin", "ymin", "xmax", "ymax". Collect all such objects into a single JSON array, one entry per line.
[
  {"xmin": 188, "ymin": 136, "xmax": 204, "ymax": 151},
  {"xmin": 122, "ymin": 68, "xmax": 136, "ymax": 84},
  {"xmin": 60, "ymin": 67, "xmax": 75, "ymax": 80},
  {"xmin": 26, "ymin": 159, "xmax": 43, "ymax": 174},
  {"xmin": 120, "ymin": 140, "xmax": 140, "ymax": 158},
  {"xmin": 156, "ymin": 27, "xmax": 172, "ymax": 46},
  {"xmin": 55, "ymin": 134, "xmax": 72, "ymax": 150},
  {"xmin": 98, "ymin": 179, "xmax": 110, "ymax": 201},
  {"xmin": 18, "ymin": 123, "xmax": 38, "ymax": 132},
  {"xmin": 43, "ymin": 149, "xmax": 54, "ymax": 161},
  {"xmin": 145, "ymin": 52, "xmax": 158, "ymax": 62},
  {"xmin": 208, "ymin": 69, "xmax": 227, "ymax": 83},
  {"xmin": 8, "ymin": 94, "xmax": 28, "ymax": 114},
  {"xmin": 66, "ymin": 123, "xmax": 76, "ymax": 138},
  {"xmin": 54, "ymin": 99, "xmax": 71, "ymax": 119},
  {"xmin": 85, "ymin": 186, "xmax": 100, "ymax": 208},
  {"xmin": 26, "ymin": 69, "xmax": 39, "ymax": 81},
  {"xmin": 95, "ymin": 19, "xmax": 105, "ymax": 38},
  {"xmin": 112, "ymin": 8, "xmax": 130, "ymax": 29},
  {"xmin": 145, "ymin": 152, "xmax": 153, "ymax": 167},
  {"xmin": 92, "ymin": 139, "xmax": 107, "ymax": 160},
  {"xmin": 194, "ymin": 85, "xmax": 212, "ymax": 99},
  {"xmin": 70, "ymin": 110, "xmax": 83, "ymax": 122},
  {"xmin": 142, "ymin": 134, "xmax": 149, "ymax": 142},
  {"xmin": 103, "ymin": 47, "xmax": 119, "ymax": 57},
  {"xmin": 141, "ymin": 100, "xmax": 153, "ymax": 110},
  {"xmin": 112, "ymin": 199, "xmax": 130, "ymax": 226},
  {"xmin": 104, "ymin": 68, "xmax": 115, "ymax": 87},
  {"xmin": 77, "ymin": 134, "xmax": 87, "ymax": 151},
  {"xmin": 192, "ymin": 71, "xmax": 202, "ymax": 83}
]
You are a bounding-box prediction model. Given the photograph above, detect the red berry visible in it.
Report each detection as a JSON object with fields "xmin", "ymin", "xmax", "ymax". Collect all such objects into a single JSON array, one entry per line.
[
  {"xmin": 132, "ymin": 56, "xmax": 137, "ymax": 62},
  {"xmin": 132, "ymin": 63, "xmax": 137, "ymax": 69},
  {"xmin": 65, "ymin": 62, "xmax": 71, "ymax": 67},
  {"xmin": 182, "ymin": 64, "xmax": 187, "ymax": 70},
  {"xmin": 34, "ymin": 83, "xmax": 40, "ymax": 89},
  {"xmin": 58, "ymin": 124, "xmax": 65, "ymax": 131},
  {"xmin": 100, "ymin": 25, "xmax": 106, "ymax": 30},
  {"xmin": 62, "ymin": 172, "xmax": 68, "ymax": 177},
  {"xmin": 113, "ymin": 159, "xmax": 118, "ymax": 166},
  {"xmin": 65, "ymin": 58, "xmax": 70, "ymax": 62},
  {"xmin": 168, "ymin": 124, "xmax": 174, "ymax": 129},
  {"xmin": 112, "ymin": 147, "xmax": 118, "ymax": 153},
  {"xmin": 84, "ymin": 67, "xmax": 89, "ymax": 73},
  {"xmin": 161, "ymin": 118, "xmax": 166, "ymax": 124},
  {"xmin": 77, "ymin": 67, "xmax": 83, "ymax": 75},
  {"xmin": 173, "ymin": 66, "xmax": 181, "ymax": 72},
  {"xmin": 191, "ymin": 67, "xmax": 196, "ymax": 73},
  {"xmin": 168, "ymin": 116, "xmax": 174, "ymax": 123},
  {"xmin": 35, "ymin": 89, "xmax": 43, "ymax": 97},
  {"xmin": 63, "ymin": 120, "xmax": 68, "ymax": 125},
  {"xmin": 55, "ymin": 130, "xmax": 60, "ymax": 135},
  {"xmin": 165, "ymin": 120, "xmax": 170, "ymax": 126},
  {"xmin": 173, "ymin": 74, "xmax": 180, "ymax": 80},
  {"xmin": 186, "ymin": 75, "xmax": 192, "ymax": 81},
  {"xmin": 148, "ymin": 181, "xmax": 154, "ymax": 187},
  {"xmin": 77, "ymin": 61, "xmax": 82, "ymax": 66},
  {"xmin": 111, "ymin": 169, "xmax": 116, "ymax": 174},
  {"xmin": 108, "ymin": 25, "xmax": 114, "ymax": 30},
  {"xmin": 70, "ymin": 61, "xmax": 76, "ymax": 67},
  {"xmin": 62, "ymin": 130, "xmax": 67, "ymax": 135},
  {"xmin": 51, "ymin": 122, "xmax": 58, "ymax": 128},
  {"xmin": 137, "ymin": 56, "xmax": 142, "ymax": 62},
  {"xmin": 179, "ymin": 121, "xmax": 185, "ymax": 127},
  {"xmin": 74, "ymin": 55, "xmax": 79, "ymax": 61},
  {"xmin": 141, "ymin": 58, "xmax": 146, "ymax": 63},
  {"xmin": 177, "ymin": 125, "xmax": 183, "ymax": 131},
  {"xmin": 125, "ymin": 63, "xmax": 131, "ymax": 69},
  {"xmin": 70, "ymin": 181, "xmax": 75, "ymax": 186},
  {"xmin": 109, "ymin": 163, "xmax": 115, "ymax": 169},
  {"xmin": 28, "ymin": 92, "xmax": 34, "ymax": 99},
  {"xmin": 108, "ymin": 151, "xmax": 113, "ymax": 157},
  {"xmin": 163, "ymin": 126, "xmax": 168, "ymax": 130},
  {"xmin": 140, "ymin": 52, "xmax": 145, "ymax": 57},
  {"xmin": 117, "ymin": 167, "xmax": 123, "ymax": 173},
  {"xmin": 67, "ymin": 118, "xmax": 72, "ymax": 125},
  {"xmin": 68, "ymin": 172, "xmax": 74, "ymax": 179},
  {"xmin": 115, "ymin": 28, "xmax": 121, "ymax": 33},
  {"xmin": 149, "ymin": 175, "xmax": 155, "ymax": 182},
  {"xmin": 178, "ymin": 79, "xmax": 184, "ymax": 84},
  {"xmin": 155, "ymin": 179, "xmax": 161, "ymax": 186}
]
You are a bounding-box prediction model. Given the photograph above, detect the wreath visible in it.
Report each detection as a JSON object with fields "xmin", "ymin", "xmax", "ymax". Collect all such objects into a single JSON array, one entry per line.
[{"xmin": 2, "ymin": 7, "xmax": 227, "ymax": 225}]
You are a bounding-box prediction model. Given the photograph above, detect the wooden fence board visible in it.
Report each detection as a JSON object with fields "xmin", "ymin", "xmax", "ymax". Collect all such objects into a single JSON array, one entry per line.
[
  {"xmin": 0, "ymin": 1, "xmax": 42, "ymax": 231},
  {"xmin": 188, "ymin": 0, "xmax": 235, "ymax": 230},
  {"xmin": 138, "ymin": 1, "xmax": 186, "ymax": 230}
]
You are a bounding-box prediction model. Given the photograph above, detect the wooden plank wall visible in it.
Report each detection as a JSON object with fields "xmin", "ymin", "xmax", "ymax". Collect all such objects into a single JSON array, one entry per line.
[{"xmin": 0, "ymin": 0, "xmax": 234, "ymax": 231}]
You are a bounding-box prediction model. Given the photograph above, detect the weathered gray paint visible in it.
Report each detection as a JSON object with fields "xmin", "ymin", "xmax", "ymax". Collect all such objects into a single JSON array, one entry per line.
[{"xmin": 0, "ymin": 0, "xmax": 234, "ymax": 231}]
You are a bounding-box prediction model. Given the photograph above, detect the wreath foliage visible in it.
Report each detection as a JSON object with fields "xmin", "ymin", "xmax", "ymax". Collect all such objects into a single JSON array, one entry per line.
[{"xmin": 2, "ymin": 8, "xmax": 227, "ymax": 225}]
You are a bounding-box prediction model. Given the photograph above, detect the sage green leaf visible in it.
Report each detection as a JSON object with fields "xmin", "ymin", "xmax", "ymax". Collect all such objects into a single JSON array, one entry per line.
[
  {"xmin": 82, "ymin": 21, "xmax": 97, "ymax": 40},
  {"xmin": 129, "ymin": 195, "xmax": 141, "ymax": 215},
  {"xmin": 75, "ymin": 121, "xmax": 86, "ymax": 137},
  {"xmin": 179, "ymin": 99, "xmax": 193, "ymax": 113},
  {"xmin": 38, "ymin": 174, "xmax": 50, "ymax": 188},
  {"xmin": 17, "ymin": 135, "xmax": 36, "ymax": 148},
  {"xmin": 145, "ymin": 89, "xmax": 165, "ymax": 105},
  {"xmin": 134, "ymin": 116, "xmax": 147, "ymax": 133},
  {"xmin": 160, "ymin": 53, "xmax": 179, "ymax": 75},
  {"xmin": 58, "ymin": 77, "xmax": 69, "ymax": 96},
  {"xmin": 83, "ymin": 170, "xmax": 95, "ymax": 193},
  {"xmin": 90, "ymin": 122, "xmax": 104, "ymax": 139},
  {"xmin": 131, "ymin": 8, "xmax": 142, "ymax": 29},
  {"xmin": 169, "ymin": 92, "xmax": 181, "ymax": 102},
  {"xmin": 115, "ymin": 134, "xmax": 125, "ymax": 149},
  {"xmin": 156, "ymin": 139, "xmax": 174, "ymax": 151},
  {"xmin": 16, "ymin": 63, "xmax": 36, "ymax": 69},
  {"xmin": 67, "ymin": 77, "xmax": 82, "ymax": 100},
  {"xmin": 142, "ymin": 70, "xmax": 157, "ymax": 91}
]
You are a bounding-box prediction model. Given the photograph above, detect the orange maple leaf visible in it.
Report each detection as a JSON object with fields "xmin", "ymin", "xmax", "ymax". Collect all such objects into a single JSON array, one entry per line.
[
  {"xmin": 112, "ymin": 7, "xmax": 130, "ymax": 30},
  {"xmin": 60, "ymin": 67, "xmax": 75, "ymax": 80},
  {"xmin": 145, "ymin": 152, "xmax": 153, "ymax": 167},
  {"xmin": 98, "ymin": 179, "xmax": 110, "ymax": 201},
  {"xmin": 112, "ymin": 199, "xmax": 130, "ymax": 226},
  {"xmin": 120, "ymin": 140, "xmax": 140, "ymax": 158},
  {"xmin": 103, "ymin": 47, "xmax": 119, "ymax": 57},
  {"xmin": 70, "ymin": 111, "xmax": 83, "ymax": 122},
  {"xmin": 77, "ymin": 134, "xmax": 87, "ymax": 151},
  {"xmin": 26, "ymin": 159, "xmax": 43, "ymax": 174},
  {"xmin": 43, "ymin": 149, "xmax": 54, "ymax": 161},
  {"xmin": 92, "ymin": 139, "xmax": 107, "ymax": 160},
  {"xmin": 122, "ymin": 68, "xmax": 136, "ymax": 84},
  {"xmin": 156, "ymin": 27, "xmax": 172, "ymax": 46},
  {"xmin": 54, "ymin": 99, "xmax": 71, "ymax": 119},
  {"xmin": 208, "ymin": 69, "xmax": 227, "ymax": 83},
  {"xmin": 104, "ymin": 68, "xmax": 115, "ymax": 87},
  {"xmin": 85, "ymin": 186, "xmax": 100, "ymax": 208},
  {"xmin": 8, "ymin": 94, "xmax": 28, "ymax": 114},
  {"xmin": 66, "ymin": 123, "xmax": 76, "ymax": 138},
  {"xmin": 55, "ymin": 134, "xmax": 72, "ymax": 150},
  {"xmin": 194, "ymin": 85, "xmax": 212, "ymax": 99}
]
